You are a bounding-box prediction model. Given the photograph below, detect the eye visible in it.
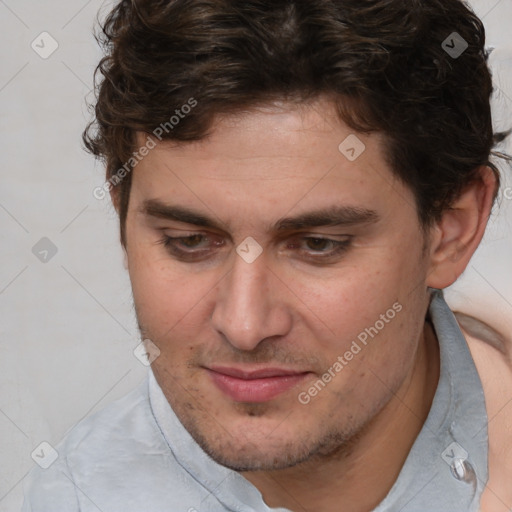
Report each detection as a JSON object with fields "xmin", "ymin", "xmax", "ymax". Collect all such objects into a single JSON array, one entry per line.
[
  {"xmin": 287, "ymin": 236, "xmax": 352, "ymax": 260},
  {"xmin": 304, "ymin": 237, "xmax": 337, "ymax": 252},
  {"xmin": 157, "ymin": 233, "xmax": 224, "ymax": 260},
  {"xmin": 169, "ymin": 234, "xmax": 208, "ymax": 249}
]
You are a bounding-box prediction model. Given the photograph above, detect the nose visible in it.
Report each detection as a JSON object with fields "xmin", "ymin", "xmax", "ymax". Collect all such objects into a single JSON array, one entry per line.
[{"xmin": 211, "ymin": 251, "xmax": 292, "ymax": 351}]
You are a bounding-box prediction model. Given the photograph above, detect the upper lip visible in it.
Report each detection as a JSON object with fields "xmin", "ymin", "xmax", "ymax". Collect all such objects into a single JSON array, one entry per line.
[{"xmin": 207, "ymin": 366, "xmax": 310, "ymax": 380}]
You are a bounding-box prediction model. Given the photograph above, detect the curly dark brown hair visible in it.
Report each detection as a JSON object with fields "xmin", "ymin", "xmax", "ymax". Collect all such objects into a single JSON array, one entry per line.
[{"xmin": 83, "ymin": 0, "xmax": 510, "ymax": 247}]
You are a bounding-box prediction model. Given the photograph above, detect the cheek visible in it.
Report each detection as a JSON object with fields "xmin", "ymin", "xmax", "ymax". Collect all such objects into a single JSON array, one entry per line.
[
  {"xmin": 290, "ymin": 247, "xmax": 425, "ymax": 367},
  {"xmin": 292, "ymin": 255, "xmax": 404, "ymax": 339},
  {"xmin": 127, "ymin": 246, "xmax": 216, "ymax": 339}
]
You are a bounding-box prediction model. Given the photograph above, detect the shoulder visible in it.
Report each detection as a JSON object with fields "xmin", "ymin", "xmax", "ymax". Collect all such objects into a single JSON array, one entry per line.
[
  {"xmin": 453, "ymin": 310, "xmax": 512, "ymax": 391},
  {"xmin": 453, "ymin": 311, "xmax": 512, "ymax": 511},
  {"xmin": 64, "ymin": 376, "xmax": 159, "ymax": 460},
  {"xmin": 22, "ymin": 377, "xmax": 174, "ymax": 511},
  {"xmin": 453, "ymin": 311, "xmax": 510, "ymax": 356},
  {"xmin": 453, "ymin": 310, "xmax": 512, "ymax": 415}
]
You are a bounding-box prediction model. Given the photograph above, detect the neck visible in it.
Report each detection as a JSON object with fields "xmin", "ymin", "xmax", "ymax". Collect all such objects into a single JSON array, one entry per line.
[{"xmin": 241, "ymin": 320, "xmax": 440, "ymax": 512}]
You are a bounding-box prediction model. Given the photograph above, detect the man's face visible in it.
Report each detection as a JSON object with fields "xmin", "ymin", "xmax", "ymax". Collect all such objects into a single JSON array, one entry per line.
[{"xmin": 124, "ymin": 98, "xmax": 434, "ymax": 471}]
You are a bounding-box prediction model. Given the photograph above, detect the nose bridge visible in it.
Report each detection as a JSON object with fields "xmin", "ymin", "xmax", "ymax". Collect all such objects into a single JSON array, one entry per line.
[
  {"xmin": 223, "ymin": 255, "xmax": 269, "ymax": 329},
  {"xmin": 212, "ymin": 252, "xmax": 290, "ymax": 350}
]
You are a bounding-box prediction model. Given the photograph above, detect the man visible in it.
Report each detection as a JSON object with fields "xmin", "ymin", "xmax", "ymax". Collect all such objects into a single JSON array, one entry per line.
[{"xmin": 22, "ymin": 0, "xmax": 511, "ymax": 511}]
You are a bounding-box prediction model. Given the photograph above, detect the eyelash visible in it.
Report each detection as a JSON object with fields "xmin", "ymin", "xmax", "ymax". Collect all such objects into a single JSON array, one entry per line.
[{"xmin": 157, "ymin": 234, "xmax": 352, "ymax": 262}]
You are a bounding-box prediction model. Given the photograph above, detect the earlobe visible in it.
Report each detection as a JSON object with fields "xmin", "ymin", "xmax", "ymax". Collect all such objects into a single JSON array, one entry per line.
[{"xmin": 425, "ymin": 166, "xmax": 497, "ymax": 289}]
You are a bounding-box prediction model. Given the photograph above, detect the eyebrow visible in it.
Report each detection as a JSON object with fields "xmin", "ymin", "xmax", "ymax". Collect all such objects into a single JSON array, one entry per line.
[{"xmin": 140, "ymin": 199, "xmax": 380, "ymax": 232}]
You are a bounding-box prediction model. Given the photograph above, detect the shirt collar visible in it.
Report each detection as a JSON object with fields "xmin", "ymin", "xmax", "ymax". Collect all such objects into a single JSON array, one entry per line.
[
  {"xmin": 148, "ymin": 288, "xmax": 488, "ymax": 511},
  {"xmin": 372, "ymin": 288, "xmax": 488, "ymax": 511}
]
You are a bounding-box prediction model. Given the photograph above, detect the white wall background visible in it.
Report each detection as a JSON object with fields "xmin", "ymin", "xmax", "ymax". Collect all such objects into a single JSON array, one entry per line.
[{"xmin": 0, "ymin": 0, "xmax": 511, "ymax": 510}]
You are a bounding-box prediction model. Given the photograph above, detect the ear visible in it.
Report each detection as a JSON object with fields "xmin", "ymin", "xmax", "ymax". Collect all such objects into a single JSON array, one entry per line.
[{"xmin": 425, "ymin": 166, "xmax": 497, "ymax": 289}]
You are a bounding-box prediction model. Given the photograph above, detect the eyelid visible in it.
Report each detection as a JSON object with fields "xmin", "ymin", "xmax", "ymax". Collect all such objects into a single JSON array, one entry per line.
[
  {"xmin": 287, "ymin": 233, "xmax": 352, "ymax": 244},
  {"xmin": 284, "ymin": 235, "xmax": 353, "ymax": 259},
  {"xmin": 163, "ymin": 233, "xmax": 222, "ymax": 247},
  {"xmin": 155, "ymin": 220, "xmax": 228, "ymax": 235},
  {"xmin": 159, "ymin": 228, "xmax": 223, "ymax": 239}
]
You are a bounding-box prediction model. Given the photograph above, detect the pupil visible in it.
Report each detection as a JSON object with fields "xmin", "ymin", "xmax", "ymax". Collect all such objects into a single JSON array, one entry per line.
[
  {"xmin": 184, "ymin": 235, "xmax": 202, "ymax": 247},
  {"xmin": 309, "ymin": 238, "xmax": 327, "ymax": 250}
]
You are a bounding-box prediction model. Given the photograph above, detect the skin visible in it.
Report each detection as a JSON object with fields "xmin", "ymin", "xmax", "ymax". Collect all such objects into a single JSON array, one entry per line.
[
  {"xmin": 459, "ymin": 321, "xmax": 512, "ymax": 512},
  {"xmin": 114, "ymin": 97, "xmax": 498, "ymax": 512}
]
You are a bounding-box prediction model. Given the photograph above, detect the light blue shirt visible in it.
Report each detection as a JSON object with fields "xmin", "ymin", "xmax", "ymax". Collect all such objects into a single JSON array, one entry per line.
[{"xmin": 22, "ymin": 289, "xmax": 488, "ymax": 511}]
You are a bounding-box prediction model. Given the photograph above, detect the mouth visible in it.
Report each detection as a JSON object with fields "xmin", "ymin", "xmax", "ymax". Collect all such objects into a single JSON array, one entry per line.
[{"xmin": 205, "ymin": 366, "xmax": 312, "ymax": 402}]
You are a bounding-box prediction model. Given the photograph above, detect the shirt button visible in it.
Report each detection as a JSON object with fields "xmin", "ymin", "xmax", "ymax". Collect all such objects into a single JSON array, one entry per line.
[{"xmin": 450, "ymin": 458, "xmax": 477, "ymax": 485}]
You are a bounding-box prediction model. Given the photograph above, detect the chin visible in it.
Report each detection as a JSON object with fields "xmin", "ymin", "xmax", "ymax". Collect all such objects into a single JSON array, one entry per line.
[
  {"xmin": 198, "ymin": 438, "xmax": 317, "ymax": 472},
  {"xmin": 183, "ymin": 412, "xmax": 356, "ymax": 472}
]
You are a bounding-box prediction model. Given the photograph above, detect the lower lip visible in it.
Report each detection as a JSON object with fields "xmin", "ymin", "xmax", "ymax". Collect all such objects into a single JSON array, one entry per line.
[{"xmin": 208, "ymin": 370, "xmax": 310, "ymax": 402}]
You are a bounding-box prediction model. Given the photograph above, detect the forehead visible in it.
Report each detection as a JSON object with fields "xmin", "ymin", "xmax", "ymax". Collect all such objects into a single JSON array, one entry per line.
[
  {"xmin": 133, "ymin": 99, "xmax": 388, "ymax": 178},
  {"xmin": 129, "ymin": 99, "xmax": 416, "ymax": 230}
]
